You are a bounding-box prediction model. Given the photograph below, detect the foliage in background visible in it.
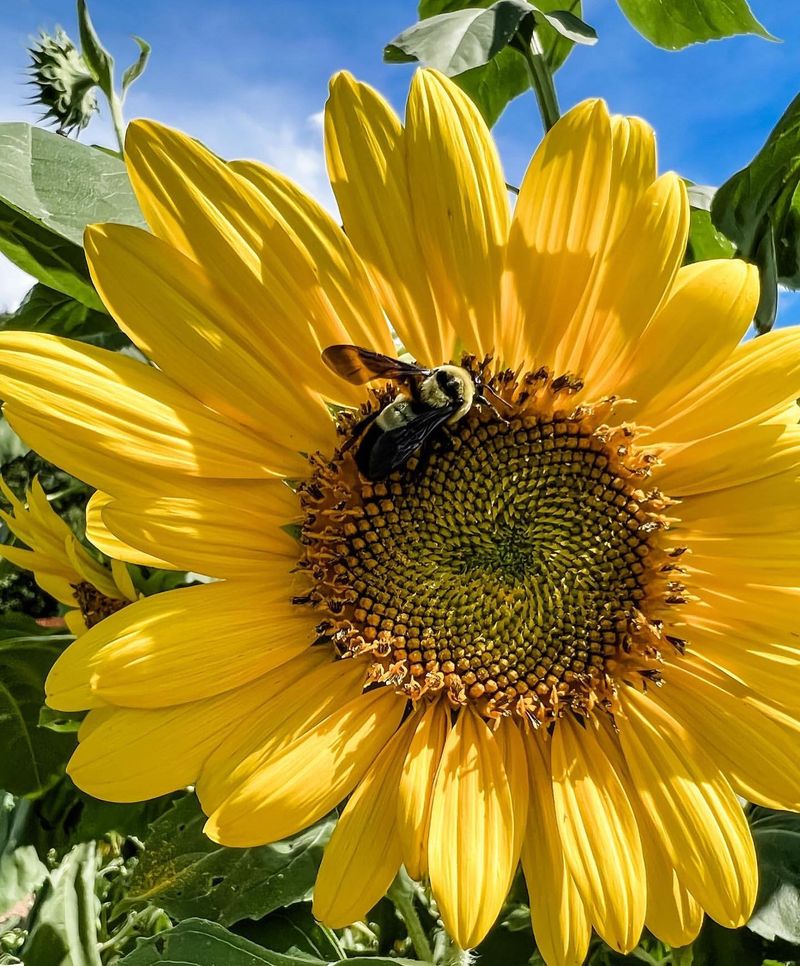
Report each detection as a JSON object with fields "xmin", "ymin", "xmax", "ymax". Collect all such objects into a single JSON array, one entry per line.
[{"xmin": 2, "ymin": 0, "xmax": 800, "ymax": 964}]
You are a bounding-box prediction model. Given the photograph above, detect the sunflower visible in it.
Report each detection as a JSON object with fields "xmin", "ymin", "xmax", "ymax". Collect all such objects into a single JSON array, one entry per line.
[
  {"xmin": 0, "ymin": 68, "xmax": 798, "ymax": 964},
  {"xmin": 0, "ymin": 477, "xmax": 136, "ymax": 634}
]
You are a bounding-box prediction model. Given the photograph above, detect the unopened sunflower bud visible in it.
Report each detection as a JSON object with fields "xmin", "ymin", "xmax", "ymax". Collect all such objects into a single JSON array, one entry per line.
[{"xmin": 27, "ymin": 28, "xmax": 99, "ymax": 136}]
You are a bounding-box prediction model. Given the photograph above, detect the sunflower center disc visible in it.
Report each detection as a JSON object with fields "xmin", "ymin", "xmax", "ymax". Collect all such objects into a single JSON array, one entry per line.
[{"xmin": 299, "ymin": 363, "xmax": 684, "ymax": 723}]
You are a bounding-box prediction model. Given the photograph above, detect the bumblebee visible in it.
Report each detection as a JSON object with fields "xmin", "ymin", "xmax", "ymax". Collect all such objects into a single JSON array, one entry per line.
[{"xmin": 322, "ymin": 344, "xmax": 502, "ymax": 480}]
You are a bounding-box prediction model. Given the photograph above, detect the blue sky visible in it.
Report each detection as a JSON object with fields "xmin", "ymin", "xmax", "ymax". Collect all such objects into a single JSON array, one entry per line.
[{"xmin": 1, "ymin": 0, "xmax": 798, "ymax": 321}]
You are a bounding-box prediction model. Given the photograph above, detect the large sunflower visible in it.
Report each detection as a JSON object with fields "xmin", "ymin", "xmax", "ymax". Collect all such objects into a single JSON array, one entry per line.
[{"xmin": 0, "ymin": 69, "xmax": 798, "ymax": 964}]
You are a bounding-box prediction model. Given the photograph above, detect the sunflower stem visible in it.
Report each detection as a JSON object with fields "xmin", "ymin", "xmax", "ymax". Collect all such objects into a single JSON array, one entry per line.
[
  {"xmin": 388, "ymin": 875, "xmax": 434, "ymax": 962},
  {"xmin": 520, "ymin": 28, "xmax": 560, "ymax": 132},
  {"xmin": 108, "ymin": 89, "xmax": 126, "ymax": 154}
]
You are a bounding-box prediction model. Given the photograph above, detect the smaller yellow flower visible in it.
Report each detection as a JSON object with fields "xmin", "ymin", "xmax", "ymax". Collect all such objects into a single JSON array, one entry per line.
[{"xmin": 0, "ymin": 477, "xmax": 137, "ymax": 635}]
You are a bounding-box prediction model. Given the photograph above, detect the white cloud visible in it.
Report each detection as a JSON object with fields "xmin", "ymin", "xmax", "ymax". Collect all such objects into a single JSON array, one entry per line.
[
  {"xmin": 0, "ymin": 256, "xmax": 33, "ymax": 313},
  {"xmin": 0, "ymin": 30, "xmax": 339, "ymax": 315}
]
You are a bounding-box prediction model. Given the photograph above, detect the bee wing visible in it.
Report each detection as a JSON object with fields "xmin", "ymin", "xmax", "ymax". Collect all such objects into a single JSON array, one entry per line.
[
  {"xmin": 358, "ymin": 405, "xmax": 456, "ymax": 479},
  {"xmin": 322, "ymin": 344, "xmax": 426, "ymax": 385}
]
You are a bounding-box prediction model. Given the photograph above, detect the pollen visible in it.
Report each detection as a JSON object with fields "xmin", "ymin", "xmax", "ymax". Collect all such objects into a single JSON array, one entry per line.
[
  {"xmin": 71, "ymin": 581, "xmax": 128, "ymax": 629},
  {"xmin": 298, "ymin": 360, "xmax": 686, "ymax": 724}
]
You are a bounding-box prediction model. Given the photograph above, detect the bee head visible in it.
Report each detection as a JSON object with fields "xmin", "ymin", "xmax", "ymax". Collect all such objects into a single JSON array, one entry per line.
[{"xmin": 435, "ymin": 367, "xmax": 465, "ymax": 401}]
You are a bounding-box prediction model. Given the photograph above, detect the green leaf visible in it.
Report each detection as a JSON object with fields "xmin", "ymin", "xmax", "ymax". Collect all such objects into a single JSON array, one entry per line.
[
  {"xmin": 0, "ymin": 614, "xmax": 75, "ymax": 796},
  {"xmin": 389, "ymin": 1, "xmax": 593, "ymax": 124},
  {"xmin": 710, "ymin": 93, "xmax": 800, "ymax": 332},
  {"xmin": 772, "ymin": 177, "xmax": 800, "ymax": 284},
  {"xmin": 20, "ymin": 842, "xmax": 101, "ymax": 966},
  {"xmin": 38, "ymin": 706, "xmax": 83, "ymax": 734},
  {"xmin": 0, "ymin": 418, "xmax": 26, "ymax": 466},
  {"xmin": 537, "ymin": 7, "xmax": 596, "ymax": 46},
  {"xmin": 686, "ymin": 208, "xmax": 737, "ymax": 263},
  {"xmin": 122, "ymin": 919, "xmax": 423, "ymax": 966},
  {"xmin": 615, "ymin": 0, "xmax": 775, "ymax": 50},
  {"xmin": 234, "ymin": 904, "xmax": 343, "ymax": 961},
  {"xmin": 538, "ymin": 0, "xmax": 588, "ymax": 72},
  {"xmin": 385, "ymin": 1, "xmax": 534, "ymax": 74},
  {"xmin": 121, "ymin": 919, "xmax": 326, "ymax": 966},
  {"xmin": 684, "ymin": 185, "xmax": 736, "ymax": 264},
  {"xmin": 77, "ymin": 0, "xmax": 114, "ymax": 96},
  {"xmin": 121, "ymin": 37, "xmax": 151, "ymax": 99},
  {"xmin": 0, "ymin": 123, "xmax": 144, "ymax": 309},
  {"xmin": 0, "ymin": 201, "xmax": 99, "ymax": 310},
  {"xmin": 18, "ymin": 776, "xmax": 178, "ymax": 860},
  {"xmin": 386, "ymin": 0, "xmax": 595, "ymax": 74},
  {"xmin": 122, "ymin": 795, "xmax": 334, "ymax": 926},
  {"xmin": 712, "ymin": 94, "xmax": 800, "ymax": 270},
  {"xmin": 752, "ymin": 220, "xmax": 779, "ymax": 333},
  {"xmin": 749, "ymin": 809, "xmax": 800, "ymax": 944},
  {"xmin": 0, "ymin": 285, "xmax": 128, "ymax": 350},
  {"xmin": 692, "ymin": 917, "xmax": 762, "ymax": 965},
  {"xmin": 452, "ymin": 46, "xmax": 531, "ymax": 126},
  {"xmin": 0, "ymin": 845, "xmax": 48, "ymax": 918}
]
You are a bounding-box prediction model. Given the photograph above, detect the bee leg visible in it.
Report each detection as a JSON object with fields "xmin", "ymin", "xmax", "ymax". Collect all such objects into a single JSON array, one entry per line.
[{"xmin": 476, "ymin": 393, "xmax": 511, "ymax": 425}]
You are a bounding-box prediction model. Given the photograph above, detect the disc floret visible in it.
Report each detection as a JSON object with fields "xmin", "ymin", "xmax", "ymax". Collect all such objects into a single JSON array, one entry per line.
[{"xmin": 298, "ymin": 360, "xmax": 687, "ymax": 725}]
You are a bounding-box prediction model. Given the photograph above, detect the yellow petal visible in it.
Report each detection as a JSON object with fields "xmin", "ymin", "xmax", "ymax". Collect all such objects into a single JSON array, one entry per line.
[
  {"xmin": 680, "ymin": 532, "xmax": 799, "ymax": 590},
  {"xmin": 124, "ymin": 120, "xmax": 369, "ymax": 408},
  {"xmin": 405, "ymin": 69, "xmax": 509, "ymax": 358},
  {"xmin": 196, "ymin": 653, "xmax": 367, "ymax": 813},
  {"xmin": 77, "ymin": 706, "xmax": 113, "ymax": 741},
  {"xmin": 662, "ymin": 654, "xmax": 800, "ymax": 810},
  {"xmin": 676, "ymin": 470, "xmax": 800, "ymax": 535},
  {"xmin": 567, "ymin": 173, "xmax": 689, "ymax": 391},
  {"xmin": 397, "ymin": 698, "xmax": 449, "ymax": 880},
  {"xmin": 86, "ymin": 223, "xmax": 336, "ymax": 454},
  {"xmin": 313, "ymin": 715, "xmax": 415, "ymax": 927},
  {"xmin": 46, "ymin": 574, "xmax": 313, "ymax": 710},
  {"xmin": 0, "ymin": 542, "xmax": 71, "ymax": 604},
  {"xmin": 504, "ymin": 99, "xmax": 612, "ymax": 367},
  {"xmin": 110, "ymin": 558, "xmax": 138, "ymax": 602},
  {"xmin": 99, "ymin": 489, "xmax": 300, "ymax": 580},
  {"xmin": 620, "ymin": 260, "xmax": 758, "ymax": 423},
  {"xmin": 325, "ymin": 71, "xmax": 448, "ymax": 364},
  {"xmin": 595, "ymin": 717, "xmax": 704, "ymax": 949},
  {"xmin": 654, "ymin": 326, "xmax": 800, "ymax": 443},
  {"xmin": 691, "ymin": 585, "xmax": 800, "ymax": 644},
  {"xmin": 605, "ymin": 114, "xmax": 658, "ymax": 242},
  {"xmin": 0, "ymin": 332, "xmax": 297, "ymax": 482},
  {"xmin": 617, "ymin": 685, "xmax": 757, "ymax": 927},
  {"xmin": 205, "ymin": 686, "xmax": 406, "ymax": 847},
  {"xmin": 494, "ymin": 718, "xmax": 529, "ymax": 893},
  {"xmin": 86, "ymin": 491, "xmax": 176, "ymax": 569},
  {"xmin": 655, "ymin": 408, "xmax": 800, "ymax": 497},
  {"xmin": 551, "ymin": 714, "xmax": 646, "ymax": 952},
  {"xmin": 522, "ymin": 732, "xmax": 591, "ymax": 966},
  {"xmin": 231, "ymin": 158, "xmax": 395, "ymax": 358},
  {"xmin": 65, "ymin": 609, "xmax": 87, "ymax": 635},
  {"xmin": 68, "ymin": 676, "xmax": 276, "ymax": 802},
  {"xmin": 0, "ymin": 478, "xmax": 80, "ymax": 583},
  {"xmin": 428, "ymin": 707, "xmax": 516, "ymax": 950},
  {"xmin": 640, "ymin": 815, "xmax": 704, "ymax": 947},
  {"xmin": 680, "ymin": 614, "xmax": 800, "ymax": 712}
]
